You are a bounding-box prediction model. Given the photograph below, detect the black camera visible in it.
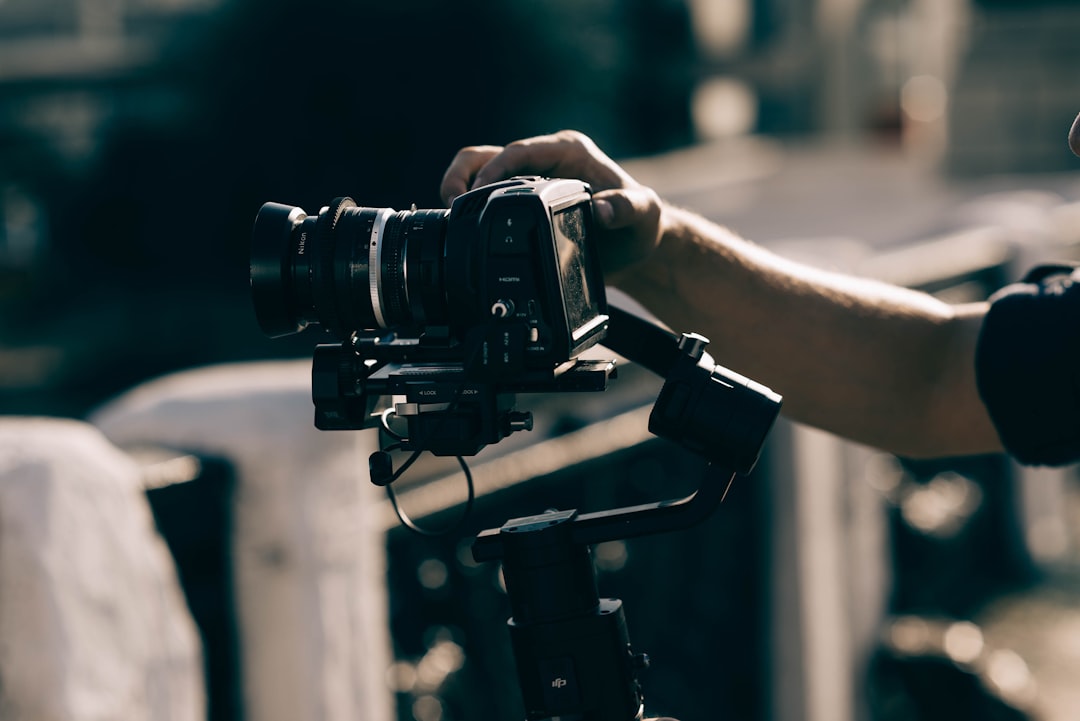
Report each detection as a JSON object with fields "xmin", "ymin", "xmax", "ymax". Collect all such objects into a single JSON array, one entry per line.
[{"xmin": 250, "ymin": 176, "xmax": 615, "ymax": 455}]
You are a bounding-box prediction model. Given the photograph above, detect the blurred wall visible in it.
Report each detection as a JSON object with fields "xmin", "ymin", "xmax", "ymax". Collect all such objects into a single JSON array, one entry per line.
[{"xmin": 0, "ymin": 0, "xmax": 699, "ymax": 416}]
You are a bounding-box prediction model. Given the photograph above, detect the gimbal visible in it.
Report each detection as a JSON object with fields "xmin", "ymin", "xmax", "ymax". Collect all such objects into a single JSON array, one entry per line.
[{"xmin": 470, "ymin": 301, "xmax": 782, "ymax": 721}]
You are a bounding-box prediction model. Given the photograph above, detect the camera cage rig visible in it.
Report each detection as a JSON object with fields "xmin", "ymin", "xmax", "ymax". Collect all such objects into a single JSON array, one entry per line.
[{"xmin": 310, "ymin": 296, "xmax": 782, "ymax": 721}]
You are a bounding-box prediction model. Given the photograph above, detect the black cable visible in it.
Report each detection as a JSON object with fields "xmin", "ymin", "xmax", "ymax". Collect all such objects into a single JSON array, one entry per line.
[
  {"xmin": 384, "ymin": 454, "xmax": 476, "ymax": 537},
  {"xmin": 377, "ymin": 407, "xmax": 408, "ymax": 442}
]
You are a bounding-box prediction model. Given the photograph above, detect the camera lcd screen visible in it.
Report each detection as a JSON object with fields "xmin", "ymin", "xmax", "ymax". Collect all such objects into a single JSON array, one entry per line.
[{"xmin": 553, "ymin": 205, "xmax": 604, "ymax": 340}]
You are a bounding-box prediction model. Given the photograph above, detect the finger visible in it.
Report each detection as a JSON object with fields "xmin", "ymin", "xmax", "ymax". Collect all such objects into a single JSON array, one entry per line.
[
  {"xmin": 440, "ymin": 144, "xmax": 503, "ymax": 204},
  {"xmin": 471, "ymin": 137, "xmax": 563, "ymax": 190},
  {"xmin": 1070, "ymin": 111, "xmax": 1080, "ymax": 158},
  {"xmin": 472, "ymin": 130, "xmax": 617, "ymax": 189}
]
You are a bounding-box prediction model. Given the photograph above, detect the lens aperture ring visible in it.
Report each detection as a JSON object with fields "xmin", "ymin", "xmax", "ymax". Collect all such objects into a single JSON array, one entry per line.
[{"xmin": 368, "ymin": 208, "xmax": 394, "ymax": 329}]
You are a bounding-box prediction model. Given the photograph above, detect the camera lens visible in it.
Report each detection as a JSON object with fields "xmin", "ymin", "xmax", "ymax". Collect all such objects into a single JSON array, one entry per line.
[{"xmin": 250, "ymin": 198, "xmax": 450, "ymax": 339}]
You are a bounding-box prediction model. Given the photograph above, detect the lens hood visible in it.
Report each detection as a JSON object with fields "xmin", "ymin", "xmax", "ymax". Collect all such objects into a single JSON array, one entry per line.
[{"xmin": 250, "ymin": 202, "xmax": 308, "ymax": 337}]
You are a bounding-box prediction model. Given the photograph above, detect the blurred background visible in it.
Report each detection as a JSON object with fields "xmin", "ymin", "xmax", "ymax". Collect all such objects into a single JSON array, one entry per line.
[
  {"xmin": 5, "ymin": 1, "xmax": 1080, "ymax": 721},
  {"xmin": 5, "ymin": 0, "xmax": 1080, "ymax": 418}
]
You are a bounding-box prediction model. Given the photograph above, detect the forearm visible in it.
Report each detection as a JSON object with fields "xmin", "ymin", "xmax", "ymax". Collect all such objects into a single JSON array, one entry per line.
[{"xmin": 610, "ymin": 205, "xmax": 1003, "ymax": 458}]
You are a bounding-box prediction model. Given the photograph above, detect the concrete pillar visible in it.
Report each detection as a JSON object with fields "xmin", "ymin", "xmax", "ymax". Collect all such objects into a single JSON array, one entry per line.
[
  {"xmin": 0, "ymin": 417, "xmax": 205, "ymax": 721},
  {"xmin": 91, "ymin": 361, "xmax": 393, "ymax": 721}
]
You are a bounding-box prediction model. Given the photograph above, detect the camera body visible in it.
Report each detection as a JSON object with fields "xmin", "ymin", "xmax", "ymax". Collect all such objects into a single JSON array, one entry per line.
[
  {"xmin": 442, "ymin": 176, "xmax": 609, "ymax": 378},
  {"xmin": 250, "ymin": 176, "xmax": 613, "ymax": 455}
]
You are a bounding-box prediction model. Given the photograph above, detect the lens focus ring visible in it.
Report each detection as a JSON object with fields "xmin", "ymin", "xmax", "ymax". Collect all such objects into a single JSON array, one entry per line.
[{"xmin": 311, "ymin": 197, "xmax": 356, "ymax": 336}]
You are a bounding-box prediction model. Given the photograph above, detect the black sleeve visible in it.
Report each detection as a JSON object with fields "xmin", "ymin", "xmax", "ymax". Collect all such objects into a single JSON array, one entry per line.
[{"xmin": 975, "ymin": 263, "xmax": 1080, "ymax": 466}]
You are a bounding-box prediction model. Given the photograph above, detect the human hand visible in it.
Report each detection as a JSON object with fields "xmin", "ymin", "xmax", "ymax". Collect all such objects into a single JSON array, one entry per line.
[{"xmin": 440, "ymin": 130, "xmax": 663, "ymax": 274}]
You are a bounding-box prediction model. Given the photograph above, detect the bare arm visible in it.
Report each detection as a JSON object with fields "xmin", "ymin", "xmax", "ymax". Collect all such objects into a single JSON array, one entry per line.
[
  {"xmin": 441, "ymin": 131, "xmax": 1004, "ymax": 458},
  {"xmin": 614, "ymin": 205, "xmax": 1001, "ymax": 458}
]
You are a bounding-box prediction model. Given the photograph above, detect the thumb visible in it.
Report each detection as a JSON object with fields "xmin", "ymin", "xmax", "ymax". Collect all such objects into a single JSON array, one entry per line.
[
  {"xmin": 590, "ymin": 187, "xmax": 663, "ymax": 274},
  {"xmin": 593, "ymin": 187, "xmax": 659, "ymax": 231}
]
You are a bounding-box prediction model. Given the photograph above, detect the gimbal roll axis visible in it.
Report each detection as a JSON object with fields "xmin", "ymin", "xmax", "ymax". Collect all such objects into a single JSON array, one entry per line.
[{"xmin": 471, "ymin": 303, "xmax": 782, "ymax": 721}]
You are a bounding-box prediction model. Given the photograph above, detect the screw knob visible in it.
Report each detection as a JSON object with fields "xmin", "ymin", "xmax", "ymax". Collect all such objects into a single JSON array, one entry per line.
[{"xmin": 677, "ymin": 332, "xmax": 709, "ymax": 360}]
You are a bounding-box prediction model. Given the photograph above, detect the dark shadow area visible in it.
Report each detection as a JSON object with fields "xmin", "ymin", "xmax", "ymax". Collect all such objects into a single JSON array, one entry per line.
[{"xmin": 0, "ymin": 0, "xmax": 698, "ymax": 418}]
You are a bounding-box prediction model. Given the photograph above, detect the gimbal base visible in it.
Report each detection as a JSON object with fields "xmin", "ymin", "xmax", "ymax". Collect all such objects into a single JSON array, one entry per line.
[{"xmin": 473, "ymin": 463, "xmax": 739, "ymax": 721}]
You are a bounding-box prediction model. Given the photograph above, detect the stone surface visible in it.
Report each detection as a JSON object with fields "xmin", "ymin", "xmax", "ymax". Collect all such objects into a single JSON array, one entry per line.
[
  {"xmin": 91, "ymin": 361, "xmax": 392, "ymax": 721},
  {"xmin": 0, "ymin": 417, "xmax": 205, "ymax": 721}
]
